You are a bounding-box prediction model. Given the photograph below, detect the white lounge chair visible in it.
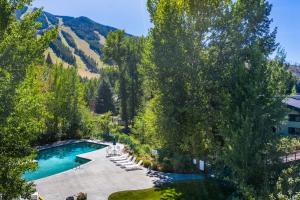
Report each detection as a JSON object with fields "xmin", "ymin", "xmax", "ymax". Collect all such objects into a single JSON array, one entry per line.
[
  {"xmin": 106, "ymin": 146, "xmax": 112, "ymax": 157},
  {"xmin": 116, "ymin": 145, "xmax": 121, "ymax": 155},
  {"xmin": 31, "ymin": 192, "xmax": 39, "ymax": 200},
  {"xmin": 109, "ymin": 153, "xmax": 129, "ymax": 161},
  {"xmin": 114, "ymin": 156, "xmax": 133, "ymax": 163},
  {"xmin": 124, "ymin": 160, "xmax": 143, "ymax": 171},
  {"xmin": 117, "ymin": 157, "xmax": 137, "ymax": 167}
]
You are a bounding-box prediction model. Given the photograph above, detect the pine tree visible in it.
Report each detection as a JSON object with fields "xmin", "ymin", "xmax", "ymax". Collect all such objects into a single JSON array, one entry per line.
[
  {"xmin": 95, "ymin": 80, "xmax": 115, "ymax": 114},
  {"xmin": 103, "ymin": 30, "xmax": 129, "ymax": 129}
]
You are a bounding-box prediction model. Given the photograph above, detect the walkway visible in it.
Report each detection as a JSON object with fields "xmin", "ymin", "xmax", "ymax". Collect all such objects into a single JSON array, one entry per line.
[{"xmin": 34, "ymin": 141, "xmax": 203, "ymax": 200}]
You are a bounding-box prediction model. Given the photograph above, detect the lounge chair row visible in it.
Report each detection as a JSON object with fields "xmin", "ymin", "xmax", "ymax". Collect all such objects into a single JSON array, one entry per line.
[
  {"xmin": 106, "ymin": 145, "xmax": 121, "ymax": 157},
  {"xmin": 109, "ymin": 153, "xmax": 143, "ymax": 171}
]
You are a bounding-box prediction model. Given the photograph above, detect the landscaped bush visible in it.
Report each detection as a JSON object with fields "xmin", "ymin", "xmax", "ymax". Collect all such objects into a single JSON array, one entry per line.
[
  {"xmin": 116, "ymin": 133, "xmax": 160, "ymax": 169},
  {"xmin": 151, "ymin": 161, "xmax": 158, "ymax": 171},
  {"xmin": 278, "ymin": 136, "xmax": 300, "ymax": 153},
  {"xmin": 76, "ymin": 192, "xmax": 87, "ymax": 200},
  {"xmin": 116, "ymin": 134, "xmax": 141, "ymax": 154},
  {"xmin": 157, "ymin": 150, "xmax": 196, "ymax": 173},
  {"xmin": 142, "ymin": 159, "xmax": 152, "ymax": 168}
]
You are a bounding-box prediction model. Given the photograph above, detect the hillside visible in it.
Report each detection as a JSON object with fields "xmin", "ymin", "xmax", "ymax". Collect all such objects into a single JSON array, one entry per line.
[{"xmin": 17, "ymin": 7, "xmax": 121, "ymax": 78}]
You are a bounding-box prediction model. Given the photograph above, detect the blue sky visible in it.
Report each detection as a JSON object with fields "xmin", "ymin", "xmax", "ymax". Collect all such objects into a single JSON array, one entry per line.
[
  {"xmin": 32, "ymin": 0, "xmax": 300, "ymax": 63},
  {"xmin": 270, "ymin": 0, "xmax": 300, "ymax": 63},
  {"xmin": 32, "ymin": 0, "xmax": 152, "ymax": 36}
]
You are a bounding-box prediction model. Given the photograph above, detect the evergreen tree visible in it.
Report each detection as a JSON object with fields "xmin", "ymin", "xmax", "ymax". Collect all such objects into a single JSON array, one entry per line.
[
  {"xmin": 103, "ymin": 30, "xmax": 129, "ymax": 129},
  {"xmin": 103, "ymin": 31, "xmax": 144, "ymax": 130},
  {"xmin": 95, "ymin": 80, "xmax": 115, "ymax": 114},
  {"xmin": 124, "ymin": 37, "xmax": 144, "ymax": 122}
]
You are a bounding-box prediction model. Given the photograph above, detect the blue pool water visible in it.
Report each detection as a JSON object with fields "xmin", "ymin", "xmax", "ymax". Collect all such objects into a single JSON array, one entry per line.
[{"xmin": 23, "ymin": 142, "xmax": 106, "ymax": 181}]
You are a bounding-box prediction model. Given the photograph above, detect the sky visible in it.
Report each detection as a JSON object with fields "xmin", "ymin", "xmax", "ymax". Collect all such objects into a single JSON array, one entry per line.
[
  {"xmin": 32, "ymin": 0, "xmax": 152, "ymax": 36},
  {"xmin": 32, "ymin": 0, "xmax": 300, "ymax": 63}
]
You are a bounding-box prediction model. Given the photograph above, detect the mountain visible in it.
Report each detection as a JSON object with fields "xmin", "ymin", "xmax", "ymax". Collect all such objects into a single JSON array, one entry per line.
[{"xmin": 17, "ymin": 7, "xmax": 123, "ymax": 79}]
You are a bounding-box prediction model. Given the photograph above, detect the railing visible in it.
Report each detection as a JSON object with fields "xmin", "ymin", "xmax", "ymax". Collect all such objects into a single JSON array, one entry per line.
[{"xmin": 283, "ymin": 151, "xmax": 300, "ymax": 163}]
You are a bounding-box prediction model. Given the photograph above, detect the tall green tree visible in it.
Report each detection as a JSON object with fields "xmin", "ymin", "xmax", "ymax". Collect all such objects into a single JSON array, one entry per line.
[
  {"xmin": 144, "ymin": 0, "xmax": 294, "ymax": 198},
  {"xmin": 124, "ymin": 37, "xmax": 144, "ymax": 121},
  {"xmin": 83, "ymin": 78, "xmax": 100, "ymax": 110},
  {"xmin": 103, "ymin": 31, "xmax": 144, "ymax": 129},
  {"xmin": 0, "ymin": 0, "xmax": 55, "ymax": 198},
  {"xmin": 42, "ymin": 65, "xmax": 85, "ymax": 142},
  {"xmin": 95, "ymin": 80, "xmax": 115, "ymax": 114},
  {"xmin": 144, "ymin": 0, "xmax": 223, "ymax": 163},
  {"xmin": 103, "ymin": 30, "xmax": 129, "ymax": 129},
  {"xmin": 208, "ymin": 0, "xmax": 291, "ymax": 198}
]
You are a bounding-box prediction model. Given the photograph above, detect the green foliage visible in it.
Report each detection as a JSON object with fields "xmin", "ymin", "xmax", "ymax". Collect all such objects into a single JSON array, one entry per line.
[
  {"xmin": 36, "ymin": 13, "xmax": 49, "ymax": 30},
  {"xmin": 0, "ymin": 0, "xmax": 55, "ymax": 198},
  {"xmin": 277, "ymin": 137, "xmax": 300, "ymax": 154},
  {"xmin": 95, "ymin": 80, "xmax": 115, "ymax": 114},
  {"xmin": 103, "ymin": 31, "xmax": 144, "ymax": 129},
  {"xmin": 138, "ymin": 0, "xmax": 295, "ymax": 199},
  {"xmin": 143, "ymin": 0, "xmax": 219, "ymax": 161},
  {"xmin": 103, "ymin": 30, "xmax": 129, "ymax": 128},
  {"xmin": 88, "ymin": 112, "xmax": 120, "ymax": 140},
  {"xmin": 132, "ymin": 97, "xmax": 161, "ymax": 147},
  {"xmin": 40, "ymin": 65, "xmax": 86, "ymax": 142},
  {"xmin": 270, "ymin": 164, "xmax": 300, "ymax": 200},
  {"xmin": 211, "ymin": 1, "xmax": 291, "ymax": 198},
  {"xmin": 83, "ymin": 78, "xmax": 100, "ymax": 109},
  {"xmin": 101, "ymin": 65, "xmax": 119, "ymax": 94}
]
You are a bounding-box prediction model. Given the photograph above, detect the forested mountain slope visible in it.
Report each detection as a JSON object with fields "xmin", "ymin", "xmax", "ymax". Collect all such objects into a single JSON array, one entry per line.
[{"xmin": 17, "ymin": 7, "xmax": 123, "ymax": 78}]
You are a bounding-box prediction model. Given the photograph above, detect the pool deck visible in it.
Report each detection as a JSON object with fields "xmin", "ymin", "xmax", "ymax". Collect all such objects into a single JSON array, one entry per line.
[{"xmin": 34, "ymin": 140, "xmax": 204, "ymax": 200}]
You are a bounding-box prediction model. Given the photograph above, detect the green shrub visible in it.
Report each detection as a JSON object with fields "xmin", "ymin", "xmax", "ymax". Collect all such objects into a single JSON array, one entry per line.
[
  {"xmin": 161, "ymin": 188, "xmax": 182, "ymax": 200},
  {"xmin": 160, "ymin": 157, "xmax": 173, "ymax": 172},
  {"xmin": 141, "ymin": 144, "xmax": 151, "ymax": 154},
  {"xmin": 76, "ymin": 192, "xmax": 87, "ymax": 200},
  {"xmin": 142, "ymin": 159, "xmax": 152, "ymax": 168},
  {"xmin": 151, "ymin": 161, "xmax": 158, "ymax": 171}
]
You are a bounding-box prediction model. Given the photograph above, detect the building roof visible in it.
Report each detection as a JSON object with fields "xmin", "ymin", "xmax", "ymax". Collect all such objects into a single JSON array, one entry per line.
[{"xmin": 284, "ymin": 96, "xmax": 300, "ymax": 110}]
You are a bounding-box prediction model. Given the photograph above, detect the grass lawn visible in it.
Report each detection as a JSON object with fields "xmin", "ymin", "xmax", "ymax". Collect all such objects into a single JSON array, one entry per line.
[{"xmin": 108, "ymin": 180, "xmax": 233, "ymax": 200}]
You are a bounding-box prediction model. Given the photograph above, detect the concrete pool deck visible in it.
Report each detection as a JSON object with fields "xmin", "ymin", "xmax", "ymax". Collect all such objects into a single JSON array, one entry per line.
[{"xmin": 34, "ymin": 140, "xmax": 204, "ymax": 200}]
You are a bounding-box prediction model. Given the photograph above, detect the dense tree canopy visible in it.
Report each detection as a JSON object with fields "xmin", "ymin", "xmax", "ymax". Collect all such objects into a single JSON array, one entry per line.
[
  {"xmin": 95, "ymin": 80, "xmax": 115, "ymax": 114},
  {"xmin": 0, "ymin": 0, "xmax": 299, "ymax": 199},
  {"xmin": 136, "ymin": 0, "xmax": 296, "ymax": 198},
  {"xmin": 0, "ymin": 0, "xmax": 55, "ymax": 198},
  {"xmin": 103, "ymin": 31, "xmax": 144, "ymax": 130}
]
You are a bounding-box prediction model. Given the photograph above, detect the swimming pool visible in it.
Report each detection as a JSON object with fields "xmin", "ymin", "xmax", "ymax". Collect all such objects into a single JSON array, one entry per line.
[{"xmin": 23, "ymin": 142, "xmax": 106, "ymax": 181}]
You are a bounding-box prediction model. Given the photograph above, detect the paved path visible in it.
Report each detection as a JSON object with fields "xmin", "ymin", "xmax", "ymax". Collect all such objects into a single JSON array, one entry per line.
[{"xmin": 34, "ymin": 142, "xmax": 204, "ymax": 200}]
